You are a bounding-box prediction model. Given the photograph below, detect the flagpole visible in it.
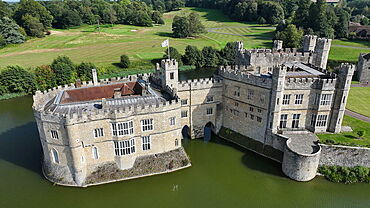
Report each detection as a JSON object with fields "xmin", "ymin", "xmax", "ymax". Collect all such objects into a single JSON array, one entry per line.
[{"xmin": 167, "ymin": 38, "xmax": 170, "ymax": 60}]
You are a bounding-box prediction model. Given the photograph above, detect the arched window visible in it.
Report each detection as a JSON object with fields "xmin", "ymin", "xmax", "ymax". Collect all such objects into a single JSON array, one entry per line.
[
  {"xmin": 92, "ymin": 147, "xmax": 99, "ymax": 159},
  {"xmin": 175, "ymin": 139, "xmax": 179, "ymax": 147},
  {"xmin": 51, "ymin": 148, "xmax": 59, "ymax": 164}
]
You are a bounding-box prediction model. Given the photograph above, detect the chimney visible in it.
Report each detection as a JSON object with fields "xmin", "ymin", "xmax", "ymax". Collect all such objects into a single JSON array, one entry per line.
[
  {"xmin": 113, "ymin": 88, "xmax": 121, "ymax": 99},
  {"xmin": 75, "ymin": 79, "xmax": 82, "ymax": 88},
  {"xmin": 92, "ymin": 69, "xmax": 98, "ymax": 86}
]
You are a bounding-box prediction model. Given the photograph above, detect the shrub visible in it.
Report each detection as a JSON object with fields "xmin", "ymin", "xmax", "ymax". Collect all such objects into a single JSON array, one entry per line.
[
  {"xmin": 319, "ymin": 165, "xmax": 370, "ymax": 184},
  {"xmin": 0, "ymin": 65, "xmax": 35, "ymax": 94},
  {"xmin": 357, "ymin": 130, "xmax": 366, "ymax": 138},
  {"xmin": 120, "ymin": 55, "xmax": 130, "ymax": 68}
]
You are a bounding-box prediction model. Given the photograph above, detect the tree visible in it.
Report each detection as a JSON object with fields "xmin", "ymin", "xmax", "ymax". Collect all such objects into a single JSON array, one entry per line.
[
  {"xmin": 172, "ymin": 12, "xmax": 205, "ymax": 38},
  {"xmin": 0, "ymin": 35, "xmax": 6, "ymax": 48},
  {"xmin": 0, "ymin": 1, "xmax": 11, "ymax": 19},
  {"xmin": 22, "ymin": 14, "xmax": 45, "ymax": 38},
  {"xmin": 202, "ymin": 46, "xmax": 219, "ymax": 67},
  {"xmin": 182, "ymin": 45, "xmax": 204, "ymax": 68},
  {"xmin": 77, "ymin": 62, "xmax": 97, "ymax": 81},
  {"xmin": 259, "ymin": 2, "xmax": 284, "ymax": 24},
  {"xmin": 294, "ymin": 0, "xmax": 311, "ymax": 28},
  {"xmin": 51, "ymin": 56, "xmax": 76, "ymax": 85},
  {"xmin": 163, "ymin": 47, "xmax": 183, "ymax": 65},
  {"xmin": 152, "ymin": 11, "xmax": 164, "ymax": 24},
  {"xmin": 335, "ymin": 8, "xmax": 349, "ymax": 38},
  {"xmin": 275, "ymin": 24, "xmax": 304, "ymax": 48},
  {"xmin": 308, "ymin": 0, "xmax": 333, "ymax": 38},
  {"xmin": 58, "ymin": 10, "xmax": 82, "ymax": 29},
  {"xmin": 220, "ymin": 42, "xmax": 237, "ymax": 65},
  {"xmin": 0, "ymin": 17, "xmax": 25, "ymax": 45},
  {"xmin": 357, "ymin": 130, "xmax": 366, "ymax": 139},
  {"xmin": 120, "ymin": 55, "xmax": 130, "ymax": 68},
  {"xmin": 172, "ymin": 15, "xmax": 190, "ymax": 38},
  {"xmin": 0, "ymin": 65, "xmax": 35, "ymax": 94},
  {"xmin": 13, "ymin": 0, "xmax": 53, "ymax": 32},
  {"xmin": 34, "ymin": 65, "xmax": 56, "ymax": 91}
]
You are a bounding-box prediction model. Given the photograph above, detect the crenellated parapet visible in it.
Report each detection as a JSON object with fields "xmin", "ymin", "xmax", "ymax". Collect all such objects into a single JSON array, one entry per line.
[
  {"xmin": 284, "ymin": 77, "xmax": 337, "ymax": 90},
  {"xmin": 218, "ymin": 65, "xmax": 272, "ymax": 88},
  {"xmin": 177, "ymin": 77, "xmax": 223, "ymax": 91}
]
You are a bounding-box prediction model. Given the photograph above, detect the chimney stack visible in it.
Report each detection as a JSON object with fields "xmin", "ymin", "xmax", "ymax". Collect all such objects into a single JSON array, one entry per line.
[
  {"xmin": 75, "ymin": 79, "xmax": 82, "ymax": 88},
  {"xmin": 113, "ymin": 88, "xmax": 121, "ymax": 99},
  {"xmin": 92, "ymin": 69, "xmax": 98, "ymax": 86}
]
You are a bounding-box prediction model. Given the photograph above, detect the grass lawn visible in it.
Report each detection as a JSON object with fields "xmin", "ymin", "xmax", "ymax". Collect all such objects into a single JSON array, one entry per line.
[
  {"xmin": 318, "ymin": 115, "xmax": 370, "ymax": 147},
  {"xmin": 330, "ymin": 39, "xmax": 370, "ymax": 62},
  {"xmin": 347, "ymin": 87, "xmax": 370, "ymax": 117},
  {"xmin": 0, "ymin": 7, "xmax": 275, "ymax": 72}
]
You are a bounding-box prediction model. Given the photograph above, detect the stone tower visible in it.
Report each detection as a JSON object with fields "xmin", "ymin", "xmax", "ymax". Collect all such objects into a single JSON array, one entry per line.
[
  {"xmin": 357, "ymin": 53, "xmax": 370, "ymax": 84},
  {"xmin": 313, "ymin": 38, "xmax": 332, "ymax": 69},
  {"xmin": 273, "ymin": 40, "xmax": 283, "ymax": 50},
  {"xmin": 303, "ymin": 35, "xmax": 317, "ymax": 52},
  {"xmin": 328, "ymin": 63, "xmax": 355, "ymax": 133},
  {"xmin": 156, "ymin": 59, "xmax": 179, "ymax": 89}
]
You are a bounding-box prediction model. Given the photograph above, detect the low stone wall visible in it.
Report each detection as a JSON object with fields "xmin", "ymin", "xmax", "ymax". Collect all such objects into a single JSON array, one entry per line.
[
  {"xmin": 282, "ymin": 139, "xmax": 321, "ymax": 181},
  {"xmin": 319, "ymin": 144, "xmax": 370, "ymax": 168},
  {"xmin": 43, "ymin": 148, "xmax": 191, "ymax": 187}
]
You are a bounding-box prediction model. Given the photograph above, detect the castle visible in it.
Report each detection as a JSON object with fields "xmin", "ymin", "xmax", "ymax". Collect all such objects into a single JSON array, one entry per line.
[
  {"xmin": 357, "ymin": 53, "xmax": 370, "ymax": 84},
  {"xmin": 33, "ymin": 35, "xmax": 355, "ymax": 187}
]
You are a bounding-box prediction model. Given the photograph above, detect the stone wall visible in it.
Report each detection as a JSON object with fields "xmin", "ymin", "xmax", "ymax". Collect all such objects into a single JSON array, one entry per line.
[{"xmin": 319, "ymin": 144, "xmax": 370, "ymax": 168}]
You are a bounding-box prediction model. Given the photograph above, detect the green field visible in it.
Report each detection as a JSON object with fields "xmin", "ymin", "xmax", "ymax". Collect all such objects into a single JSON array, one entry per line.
[
  {"xmin": 330, "ymin": 39, "xmax": 370, "ymax": 62},
  {"xmin": 347, "ymin": 87, "xmax": 370, "ymax": 117},
  {"xmin": 318, "ymin": 115, "xmax": 370, "ymax": 147},
  {"xmin": 0, "ymin": 8, "xmax": 275, "ymax": 71}
]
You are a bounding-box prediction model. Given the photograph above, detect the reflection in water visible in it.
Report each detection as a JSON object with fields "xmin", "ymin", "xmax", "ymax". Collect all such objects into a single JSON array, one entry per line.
[{"xmin": 0, "ymin": 96, "xmax": 370, "ymax": 208}]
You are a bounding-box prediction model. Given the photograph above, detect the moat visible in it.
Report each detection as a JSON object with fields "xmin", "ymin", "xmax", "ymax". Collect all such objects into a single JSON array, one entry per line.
[{"xmin": 0, "ymin": 94, "xmax": 369, "ymax": 207}]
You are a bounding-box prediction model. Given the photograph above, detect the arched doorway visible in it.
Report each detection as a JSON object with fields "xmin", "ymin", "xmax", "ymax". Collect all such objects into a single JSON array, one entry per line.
[
  {"xmin": 204, "ymin": 122, "xmax": 215, "ymax": 142},
  {"xmin": 182, "ymin": 125, "xmax": 190, "ymax": 140}
]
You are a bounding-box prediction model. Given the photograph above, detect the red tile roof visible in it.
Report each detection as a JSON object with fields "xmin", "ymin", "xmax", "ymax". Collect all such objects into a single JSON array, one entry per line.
[{"xmin": 60, "ymin": 82, "xmax": 142, "ymax": 104}]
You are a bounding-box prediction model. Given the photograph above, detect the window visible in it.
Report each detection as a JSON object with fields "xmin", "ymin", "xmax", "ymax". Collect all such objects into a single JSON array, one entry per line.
[
  {"xmin": 342, "ymin": 96, "xmax": 346, "ymax": 104},
  {"xmin": 50, "ymin": 130, "xmax": 58, "ymax": 140},
  {"xmin": 169, "ymin": 117, "xmax": 176, "ymax": 126},
  {"xmin": 245, "ymin": 112, "xmax": 248, "ymax": 118},
  {"xmin": 260, "ymin": 95, "xmax": 265, "ymax": 104},
  {"xmin": 316, "ymin": 115, "xmax": 328, "ymax": 127},
  {"xmin": 206, "ymin": 108, "xmax": 213, "ymax": 115},
  {"xmin": 234, "ymin": 102, "xmax": 239, "ymax": 107},
  {"xmin": 292, "ymin": 114, "xmax": 301, "ymax": 128},
  {"xmin": 233, "ymin": 109, "xmax": 239, "ymax": 116},
  {"xmin": 257, "ymin": 108, "xmax": 262, "ymax": 113},
  {"xmin": 279, "ymin": 114, "xmax": 288, "ymax": 128},
  {"xmin": 181, "ymin": 99, "xmax": 188, "ymax": 105},
  {"xmin": 175, "ymin": 139, "xmax": 179, "ymax": 147},
  {"xmin": 142, "ymin": 136, "xmax": 151, "ymax": 151},
  {"xmin": 294, "ymin": 94, "xmax": 304, "ymax": 105},
  {"xmin": 141, "ymin": 119, "xmax": 154, "ymax": 132},
  {"xmin": 94, "ymin": 128, "xmax": 104, "ymax": 138},
  {"xmin": 170, "ymin": 72, "xmax": 174, "ymax": 80},
  {"xmin": 250, "ymin": 114, "xmax": 255, "ymax": 120},
  {"xmin": 234, "ymin": 87, "xmax": 240, "ymax": 97},
  {"xmin": 92, "ymin": 147, "xmax": 99, "ymax": 159},
  {"xmin": 51, "ymin": 148, "xmax": 59, "ymax": 164},
  {"xmin": 247, "ymin": 89, "xmax": 254, "ymax": 100},
  {"xmin": 206, "ymin": 96, "xmax": 214, "ymax": 102},
  {"xmin": 257, "ymin": 117, "xmax": 262, "ymax": 123},
  {"xmin": 282, "ymin": 94, "xmax": 290, "ymax": 105},
  {"xmin": 314, "ymin": 93, "xmax": 320, "ymax": 105},
  {"xmin": 310, "ymin": 114, "xmax": 317, "ymax": 127},
  {"xmin": 249, "ymin": 107, "xmax": 254, "ymax": 112},
  {"xmin": 114, "ymin": 139, "xmax": 135, "ymax": 156},
  {"xmin": 320, "ymin": 94, "xmax": 332, "ymax": 106},
  {"xmin": 112, "ymin": 121, "xmax": 134, "ymax": 136},
  {"xmin": 181, "ymin": 110, "xmax": 188, "ymax": 118}
]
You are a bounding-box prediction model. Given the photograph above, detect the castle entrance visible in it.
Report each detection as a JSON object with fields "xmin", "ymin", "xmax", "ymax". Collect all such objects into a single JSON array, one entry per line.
[
  {"xmin": 182, "ymin": 125, "xmax": 190, "ymax": 139},
  {"xmin": 204, "ymin": 122, "xmax": 215, "ymax": 142}
]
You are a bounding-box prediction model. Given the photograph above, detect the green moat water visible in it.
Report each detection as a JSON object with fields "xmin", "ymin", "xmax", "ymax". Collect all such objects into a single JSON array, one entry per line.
[{"xmin": 1, "ymin": 96, "xmax": 370, "ymax": 208}]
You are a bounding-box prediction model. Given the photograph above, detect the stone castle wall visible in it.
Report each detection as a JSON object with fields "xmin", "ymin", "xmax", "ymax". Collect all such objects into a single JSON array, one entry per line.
[{"xmin": 319, "ymin": 144, "xmax": 370, "ymax": 168}]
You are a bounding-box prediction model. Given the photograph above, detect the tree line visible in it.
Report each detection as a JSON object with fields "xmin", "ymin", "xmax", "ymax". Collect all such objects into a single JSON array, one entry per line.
[
  {"xmin": 0, "ymin": 56, "xmax": 97, "ymax": 96},
  {"xmin": 0, "ymin": 0, "xmax": 178, "ymax": 47}
]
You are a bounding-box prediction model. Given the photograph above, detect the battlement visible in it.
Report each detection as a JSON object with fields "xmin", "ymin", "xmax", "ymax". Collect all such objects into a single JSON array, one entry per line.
[
  {"xmin": 218, "ymin": 65, "xmax": 272, "ymax": 88},
  {"xmin": 177, "ymin": 77, "xmax": 223, "ymax": 91},
  {"xmin": 159, "ymin": 59, "xmax": 178, "ymax": 71},
  {"xmin": 285, "ymin": 76, "xmax": 337, "ymax": 90},
  {"xmin": 245, "ymin": 49, "xmax": 312, "ymax": 58}
]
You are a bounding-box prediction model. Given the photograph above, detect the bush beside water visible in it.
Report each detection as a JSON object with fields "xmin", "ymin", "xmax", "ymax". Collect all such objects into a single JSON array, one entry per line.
[{"xmin": 318, "ymin": 166, "xmax": 370, "ymax": 184}]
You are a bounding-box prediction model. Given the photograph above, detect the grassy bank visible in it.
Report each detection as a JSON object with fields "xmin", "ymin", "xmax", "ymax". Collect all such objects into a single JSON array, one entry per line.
[
  {"xmin": 0, "ymin": 7, "xmax": 275, "ymax": 70},
  {"xmin": 318, "ymin": 115, "xmax": 370, "ymax": 147},
  {"xmin": 330, "ymin": 39, "xmax": 370, "ymax": 62},
  {"xmin": 347, "ymin": 87, "xmax": 370, "ymax": 117},
  {"xmin": 0, "ymin": 93, "xmax": 27, "ymax": 101},
  {"xmin": 318, "ymin": 166, "xmax": 370, "ymax": 184}
]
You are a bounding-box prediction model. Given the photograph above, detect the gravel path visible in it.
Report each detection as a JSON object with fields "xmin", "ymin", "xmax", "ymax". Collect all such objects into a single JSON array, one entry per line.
[
  {"xmin": 345, "ymin": 109, "xmax": 370, "ymax": 123},
  {"xmin": 333, "ymin": 44, "xmax": 370, "ymax": 50}
]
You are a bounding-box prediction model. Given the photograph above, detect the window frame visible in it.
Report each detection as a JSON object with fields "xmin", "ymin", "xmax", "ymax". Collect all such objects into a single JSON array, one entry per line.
[
  {"xmin": 142, "ymin": 136, "xmax": 151, "ymax": 151},
  {"xmin": 141, "ymin": 119, "xmax": 154, "ymax": 132},
  {"xmin": 112, "ymin": 121, "xmax": 134, "ymax": 137}
]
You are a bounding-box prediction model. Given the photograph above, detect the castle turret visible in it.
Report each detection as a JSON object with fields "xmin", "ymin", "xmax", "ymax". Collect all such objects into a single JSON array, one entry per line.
[
  {"xmin": 313, "ymin": 38, "xmax": 332, "ymax": 69},
  {"xmin": 303, "ymin": 35, "xmax": 317, "ymax": 52},
  {"xmin": 273, "ymin": 40, "xmax": 283, "ymax": 50},
  {"xmin": 156, "ymin": 59, "xmax": 179, "ymax": 89},
  {"xmin": 328, "ymin": 63, "xmax": 355, "ymax": 133},
  {"xmin": 357, "ymin": 53, "xmax": 370, "ymax": 84}
]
